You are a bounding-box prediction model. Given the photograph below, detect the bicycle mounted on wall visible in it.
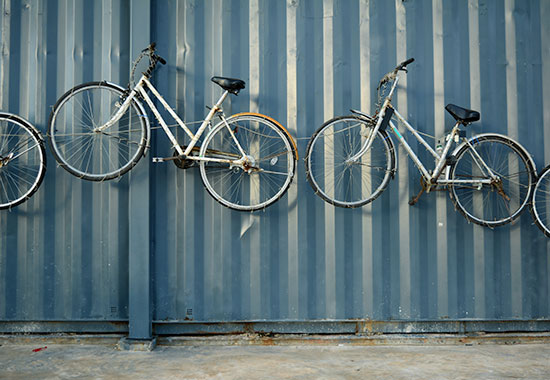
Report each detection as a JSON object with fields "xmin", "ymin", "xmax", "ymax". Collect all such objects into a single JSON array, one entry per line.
[
  {"xmin": 47, "ymin": 43, "xmax": 298, "ymax": 211},
  {"xmin": 305, "ymin": 58, "xmax": 537, "ymax": 228}
]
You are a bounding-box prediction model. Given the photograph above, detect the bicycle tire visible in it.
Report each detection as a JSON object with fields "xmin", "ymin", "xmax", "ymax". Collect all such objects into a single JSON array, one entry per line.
[
  {"xmin": 449, "ymin": 134, "xmax": 535, "ymax": 227},
  {"xmin": 199, "ymin": 113, "xmax": 296, "ymax": 211},
  {"xmin": 531, "ymin": 165, "xmax": 550, "ymax": 237},
  {"xmin": 48, "ymin": 81, "xmax": 148, "ymax": 181},
  {"xmin": 0, "ymin": 113, "xmax": 46, "ymax": 209},
  {"xmin": 305, "ymin": 115, "xmax": 395, "ymax": 208}
]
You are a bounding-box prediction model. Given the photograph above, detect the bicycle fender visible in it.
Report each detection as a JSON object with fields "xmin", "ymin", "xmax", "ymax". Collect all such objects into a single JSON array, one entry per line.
[
  {"xmin": 0, "ymin": 112, "xmax": 44, "ymax": 141},
  {"xmin": 450, "ymin": 132, "xmax": 537, "ymax": 174},
  {"xmin": 380, "ymin": 129, "xmax": 397, "ymax": 179},
  {"xmin": 230, "ymin": 112, "xmax": 299, "ymax": 160}
]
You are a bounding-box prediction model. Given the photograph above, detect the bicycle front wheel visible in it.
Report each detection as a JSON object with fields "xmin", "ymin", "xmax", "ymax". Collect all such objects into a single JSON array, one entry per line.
[
  {"xmin": 199, "ymin": 113, "xmax": 296, "ymax": 211},
  {"xmin": 531, "ymin": 165, "xmax": 550, "ymax": 237},
  {"xmin": 48, "ymin": 82, "xmax": 148, "ymax": 181},
  {"xmin": 449, "ymin": 134, "xmax": 535, "ymax": 227},
  {"xmin": 0, "ymin": 113, "xmax": 46, "ymax": 209},
  {"xmin": 305, "ymin": 116, "xmax": 394, "ymax": 208}
]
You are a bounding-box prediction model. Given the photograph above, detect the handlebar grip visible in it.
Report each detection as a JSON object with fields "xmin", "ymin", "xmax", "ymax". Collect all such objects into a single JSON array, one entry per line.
[
  {"xmin": 397, "ymin": 57, "xmax": 414, "ymax": 71},
  {"xmin": 157, "ymin": 55, "xmax": 167, "ymax": 65},
  {"xmin": 402, "ymin": 57, "xmax": 414, "ymax": 66}
]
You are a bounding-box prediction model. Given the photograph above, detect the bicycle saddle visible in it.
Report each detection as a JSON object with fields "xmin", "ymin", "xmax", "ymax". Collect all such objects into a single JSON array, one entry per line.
[
  {"xmin": 211, "ymin": 76, "xmax": 246, "ymax": 94},
  {"xmin": 445, "ymin": 104, "xmax": 480, "ymax": 124}
]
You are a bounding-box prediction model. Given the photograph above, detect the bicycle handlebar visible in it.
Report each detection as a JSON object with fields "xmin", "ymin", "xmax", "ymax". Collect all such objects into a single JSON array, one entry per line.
[
  {"xmin": 397, "ymin": 57, "xmax": 414, "ymax": 71},
  {"xmin": 377, "ymin": 57, "xmax": 415, "ymax": 90}
]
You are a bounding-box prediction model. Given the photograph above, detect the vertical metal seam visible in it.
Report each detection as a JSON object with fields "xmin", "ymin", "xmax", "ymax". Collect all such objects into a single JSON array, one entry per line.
[
  {"xmin": 322, "ymin": 0, "xmax": 336, "ymax": 319},
  {"xmin": 543, "ymin": 0, "xmax": 550, "ymax": 165},
  {"xmin": 0, "ymin": 0, "xmax": 8, "ymax": 109},
  {"xmin": 395, "ymin": 0, "xmax": 411, "ymax": 319},
  {"xmin": 468, "ymin": 0, "xmax": 486, "ymax": 319},
  {"xmin": 286, "ymin": 0, "xmax": 299, "ymax": 319},
  {"xmin": 504, "ymin": 0, "xmax": 522, "ymax": 318},
  {"xmin": 181, "ymin": 0, "xmax": 196, "ymax": 321},
  {"xmin": 359, "ymin": 0, "xmax": 373, "ymax": 318},
  {"xmin": 128, "ymin": 0, "xmax": 152, "ymax": 339},
  {"xmin": 432, "ymin": 0, "xmax": 448, "ymax": 318},
  {"xmin": 541, "ymin": 0, "xmax": 550, "ymax": 306},
  {"xmin": 0, "ymin": 0, "xmax": 7, "ymax": 318}
]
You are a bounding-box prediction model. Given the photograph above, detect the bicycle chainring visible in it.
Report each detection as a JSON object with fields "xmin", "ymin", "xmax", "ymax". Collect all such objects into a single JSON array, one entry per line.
[{"xmin": 173, "ymin": 146, "xmax": 196, "ymax": 169}]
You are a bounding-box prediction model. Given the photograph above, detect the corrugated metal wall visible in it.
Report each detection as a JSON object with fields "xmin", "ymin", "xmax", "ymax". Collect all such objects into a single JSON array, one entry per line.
[{"xmin": 1, "ymin": 0, "xmax": 549, "ymax": 331}]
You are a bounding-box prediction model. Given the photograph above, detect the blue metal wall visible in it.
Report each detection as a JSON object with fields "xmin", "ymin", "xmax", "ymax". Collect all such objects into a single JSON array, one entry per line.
[{"xmin": 1, "ymin": 0, "xmax": 549, "ymax": 333}]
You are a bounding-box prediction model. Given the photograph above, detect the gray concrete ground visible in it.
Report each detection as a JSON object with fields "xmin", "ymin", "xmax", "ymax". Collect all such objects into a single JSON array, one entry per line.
[{"xmin": 1, "ymin": 335, "xmax": 550, "ymax": 380}]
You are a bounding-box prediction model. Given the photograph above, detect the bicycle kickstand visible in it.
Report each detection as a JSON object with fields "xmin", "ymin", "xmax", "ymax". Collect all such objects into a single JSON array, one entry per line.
[{"xmin": 409, "ymin": 177, "xmax": 428, "ymax": 206}]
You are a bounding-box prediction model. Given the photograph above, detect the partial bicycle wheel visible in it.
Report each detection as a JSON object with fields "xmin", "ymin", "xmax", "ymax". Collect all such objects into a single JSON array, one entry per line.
[
  {"xmin": 531, "ymin": 165, "xmax": 550, "ymax": 237},
  {"xmin": 0, "ymin": 113, "xmax": 46, "ymax": 209},
  {"xmin": 199, "ymin": 113, "xmax": 296, "ymax": 211},
  {"xmin": 449, "ymin": 134, "xmax": 535, "ymax": 227},
  {"xmin": 48, "ymin": 81, "xmax": 148, "ymax": 181},
  {"xmin": 305, "ymin": 115, "xmax": 395, "ymax": 208}
]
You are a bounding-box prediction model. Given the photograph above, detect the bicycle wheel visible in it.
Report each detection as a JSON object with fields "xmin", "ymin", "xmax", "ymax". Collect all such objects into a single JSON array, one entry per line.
[
  {"xmin": 449, "ymin": 134, "xmax": 535, "ymax": 227},
  {"xmin": 531, "ymin": 165, "xmax": 550, "ymax": 237},
  {"xmin": 0, "ymin": 113, "xmax": 46, "ymax": 209},
  {"xmin": 199, "ymin": 113, "xmax": 296, "ymax": 211},
  {"xmin": 305, "ymin": 115, "xmax": 395, "ymax": 208},
  {"xmin": 48, "ymin": 82, "xmax": 148, "ymax": 181}
]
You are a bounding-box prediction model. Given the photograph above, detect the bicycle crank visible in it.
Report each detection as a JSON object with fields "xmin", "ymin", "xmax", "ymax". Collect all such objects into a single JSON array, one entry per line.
[
  {"xmin": 493, "ymin": 179, "xmax": 511, "ymax": 202},
  {"xmin": 173, "ymin": 145, "xmax": 199, "ymax": 169}
]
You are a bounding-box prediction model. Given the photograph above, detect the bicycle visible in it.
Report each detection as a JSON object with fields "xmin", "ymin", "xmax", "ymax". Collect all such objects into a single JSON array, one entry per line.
[
  {"xmin": 305, "ymin": 58, "xmax": 536, "ymax": 227},
  {"xmin": 48, "ymin": 43, "xmax": 297, "ymax": 211},
  {"xmin": 0, "ymin": 112, "xmax": 47, "ymax": 209},
  {"xmin": 531, "ymin": 165, "xmax": 550, "ymax": 237}
]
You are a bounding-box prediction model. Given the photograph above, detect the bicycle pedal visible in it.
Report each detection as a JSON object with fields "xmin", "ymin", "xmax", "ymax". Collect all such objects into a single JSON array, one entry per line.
[{"xmin": 152, "ymin": 157, "xmax": 165, "ymax": 163}]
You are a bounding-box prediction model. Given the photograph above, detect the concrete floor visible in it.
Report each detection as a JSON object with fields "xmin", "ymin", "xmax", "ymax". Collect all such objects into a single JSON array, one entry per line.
[{"xmin": 1, "ymin": 336, "xmax": 550, "ymax": 380}]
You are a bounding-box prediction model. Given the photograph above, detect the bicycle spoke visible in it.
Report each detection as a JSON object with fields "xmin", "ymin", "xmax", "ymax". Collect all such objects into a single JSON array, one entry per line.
[
  {"xmin": 49, "ymin": 83, "xmax": 147, "ymax": 180},
  {"xmin": 200, "ymin": 115, "xmax": 294, "ymax": 210},
  {"xmin": 306, "ymin": 116, "xmax": 391, "ymax": 207},
  {"xmin": 451, "ymin": 136, "xmax": 533, "ymax": 226}
]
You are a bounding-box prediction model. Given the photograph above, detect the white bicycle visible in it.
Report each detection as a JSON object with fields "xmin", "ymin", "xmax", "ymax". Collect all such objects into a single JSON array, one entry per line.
[
  {"xmin": 305, "ymin": 58, "xmax": 536, "ymax": 227},
  {"xmin": 48, "ymin": 43, "xmax": 297, "ymax": 211}
]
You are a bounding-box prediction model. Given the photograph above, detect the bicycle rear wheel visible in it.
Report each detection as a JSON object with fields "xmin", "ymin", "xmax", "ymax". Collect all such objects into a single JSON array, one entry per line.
[
  {"xmin": 0, "ymin": 113, "xmax": 46, "ymax": 209},
  {"xmin": 199, "ymin": 113, "xmax": 296, "ymax": 211},
  {"xmin": 449, "ymin": 134, "xmax": 535, "ymax": 227},
  {"xmin": 531, "ymin": 165, "xmax": 550, "ymax": 237},
  {"xmin": 48, "ymin": 82, "xmax": 148, "ymax": 181},
  {"xmin": 305, "ymin": 116, "xmax": 395, "ymax": 208}
]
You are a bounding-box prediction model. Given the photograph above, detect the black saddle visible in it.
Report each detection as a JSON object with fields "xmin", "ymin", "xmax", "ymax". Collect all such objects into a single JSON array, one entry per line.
[
  {"xmin": 211, "ymin": 76, "xmax": 246, "ymax": 94},
  {"xmin": 445, "ymin": 104, "xmax": 480, "ymax": 124}
]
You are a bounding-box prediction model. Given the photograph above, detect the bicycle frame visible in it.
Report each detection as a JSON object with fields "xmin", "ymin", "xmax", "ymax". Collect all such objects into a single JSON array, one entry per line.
[
  {"xmin": 97, "ymin": 75, "xmax": 246, "ymax": 165},
  {"xmin": 353, "ymin": 75, "xmax": 497, "ymax": 187}
]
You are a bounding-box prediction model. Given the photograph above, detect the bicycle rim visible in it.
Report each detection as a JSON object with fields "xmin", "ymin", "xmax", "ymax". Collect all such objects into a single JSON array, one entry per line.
[
  {"xmin": 450, "ymin": 136, "xmax": 534, "ymax": 227},
  {"xmin": 48, "ymin": 82, "xmax": 147, "ymax": 181},
  {"xmin": 199, "ymin": 114, "xmax": 295, "ymax": 211},
  {"xmin": 305, "ymin": 116, "xmax": 393, "ymax": 208},
  {"xmin": 0, "ymin": 114, "xmax": 46, "ymax": 209},
  {"xmin": 532, "ymin": 166, "xmax": 550, "ymax": 237}
]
